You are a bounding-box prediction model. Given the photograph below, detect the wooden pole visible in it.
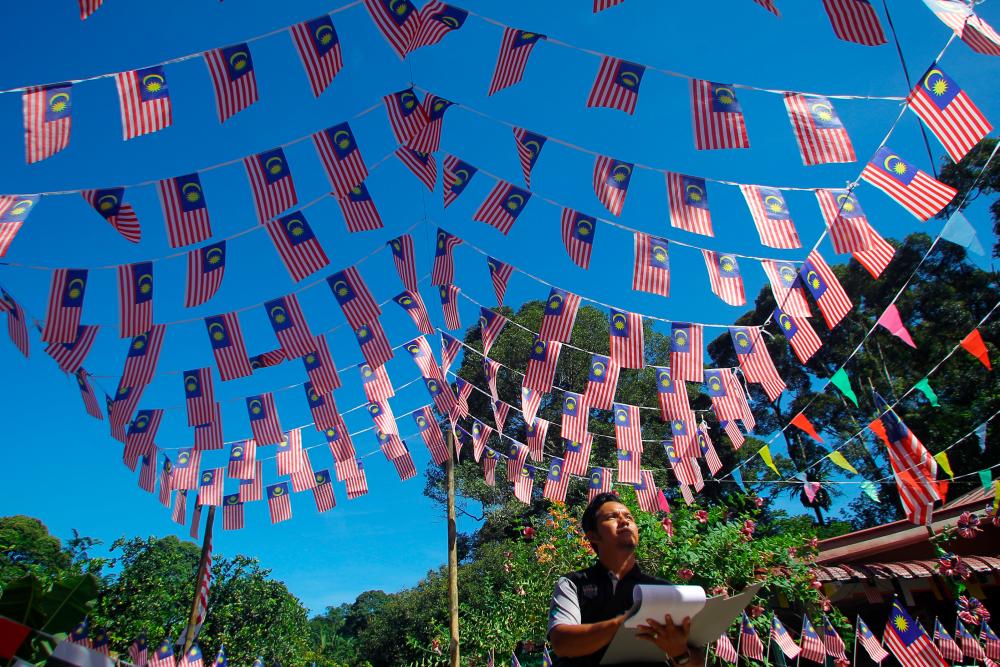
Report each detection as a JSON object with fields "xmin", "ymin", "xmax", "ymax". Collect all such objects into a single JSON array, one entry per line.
[
  {"xmin": 446, "ymin": 430, "xmax": 460, "ymax": 667},
  {"xmin": 184, "ymin": 505, "xmax": 215, "ymax": 652}
]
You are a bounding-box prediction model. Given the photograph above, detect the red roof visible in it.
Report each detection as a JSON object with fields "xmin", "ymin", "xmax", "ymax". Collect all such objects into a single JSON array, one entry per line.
[{"xmin": 814, "ymin": 556, "xmax": 1000, "ymax": 582}]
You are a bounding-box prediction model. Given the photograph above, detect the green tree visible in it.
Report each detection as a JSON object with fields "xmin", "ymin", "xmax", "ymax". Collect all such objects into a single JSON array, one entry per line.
[{"xmin": 0, "ymin": 516, "xmax": 74, "ymax": 588}]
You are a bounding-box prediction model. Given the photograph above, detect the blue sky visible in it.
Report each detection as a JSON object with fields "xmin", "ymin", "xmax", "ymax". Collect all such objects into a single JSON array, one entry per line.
[{"xmin": 0, "ymin": 0, "xmax": 997, "ymax": 614}]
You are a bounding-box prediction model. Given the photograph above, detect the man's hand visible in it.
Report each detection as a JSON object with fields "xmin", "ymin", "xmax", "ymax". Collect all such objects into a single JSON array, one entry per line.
[{"xmin": 635, "ymin": 614, "xmax": 692, "ymax": 659}]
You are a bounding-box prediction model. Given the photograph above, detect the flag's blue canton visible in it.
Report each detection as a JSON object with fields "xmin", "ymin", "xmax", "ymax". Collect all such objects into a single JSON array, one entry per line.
[
  {"xmin": 449, "ymin": 161, "xmax": 476, "ymax": 195},
  {"xmin": 807, "ymin": 97, "xmax": 843, "ymax": 128},
  {"xmin": 682, "ymin": 175, "xmax": 709, "ymax": 209},
  {"xmin": 0, "ymin": 195, "xmax": 39, "ymax": 222},
  {"xmin": 325, "ymin": 123, "xmax": 356, "ymax": 159},
  {"xmin": 655, "ymin": 367, "xmax": 675, "ymax": 394},
  {"xmin": 671, "ymin": 419, "xmax": 688, "ymax": 436},
  {"xmin": 229, "ymin": 442, "xmax": 246, "ymax": 460},
  {"xmin": 127, "ymin": 330, "xmax": 152, "ymax": 358},
  {"xmin": 564, "ymin": 438, "xmax": 583, "ymax": 453},
  {"xmin": 428, "ymin": 97, "xmax": 453, "ymax": 121},
  {"xmin": 307, "ymin": 16, "xmax": 338, "ymax": 56},
  {"xmin": 605, "ymin": 161, "xmax": 633, "ymax": 190},
  {"xmin": 424, "ymin": 377, "xmax": 442, "ymax": 395},
  {"xmin": 589, "ymin": 468, "xmax": 604, "ymax": 488},
  {"xmin": 131, "ymin": 263, "xmax": 153, "ymax": 303},
  {"xmin": 93, "ymin": 188, "xmax": 125, "ymax": 219},
  {"xmin": 530, "ymin": 338, "xmax": 549, "ymax": 360},
  {"xmin": 803, "ymin": 619, "xmax": 820, "ymax": 638},
  {"xmin": 324, "ymin": 426, "xmax": 341, "ymax": 442},
  {"xmin": 799, "ymin": 259, "xmax": 828, "ymax": 299},
  {"xmin": 615, "ymin": 61, "xmax": 645, "ymax": 90},
  {"xmin": 382, "ymin": 0, "xmax": 415, "ymax": 25},
  {"xmin": 872, "ymin": 147, "xmax": 918, "ymax": 186},
  {"xmin": 589, "ymin": 355, "xmax": 610, "ymax": 382},
  {"xmin": 502, "ymin": 185, "xmax": 530, "ymax": 219},
  {"xmin": 130, "ymin": 410, "xmax": 154, "ymax": 433},
  {"xmin": 717, "ymin": 254, "xmax": 740, "ymax": 278},
  {"xmin": 711, "ymin": 83, "xmax": 742, "ymax": 113},
  {"xmin": 44, "ymin": 85, "xmax": 72, "ymax": 121},
  {"xmin": 776, "ymin": 309, "xmax": 799, "ymax": 337},
  {"xmin": 610, "ymin": 309, "xmax": 630, "ymax": 337},
  {"xmin": 174, "ymin": 173, "xmax": 207, "ymax": 212},
  {"xmin": 570, "ymin": 212, "xmax": 596, "ymax": 243},
  {"xmin": 201, "ymin": 470, "xmax": 215, "ymax": 485},
  {"xmin": 136, "ymin": 66, "xmax": 169, "ymax": 102},
  {"xmin": 731, "ymin": 327, "xmax": 755, "ymax": 354},
  {"xmin": 348, "ymin": 183, "xmax": 373, "ymax": 202},
  {"xmin": 614, "ymin": 404, "xmax": 631, "ymax": 427},
  {"xmin": 832, "ymin": 190, "xmax": 865, "ymax": 219},
  {"xmin": 515, "ymin": 30, "xmax": 544, "ymax": 47},
  {"xmin": 519, "ymin": 131, "xmax": 546, "ymax": 168},
  {"xmin": 176, "ymin": 448, "xmax": 193, "ymax": 467},
  {"xmin": 922, "ymin": 67, "xmax": 961, "ymax": 109},
  {"xmin": 205, "ymin": 316, "xmax": 232, "ymax": 349},
  {"xmin": 306, "ymin": 382, "xmax": 323, "ymax": 407},
  {"xmin": 315, "ymin": 469, "xmax": 331, "ymax": 485},
  {"xmin": 617, "ymin": 449, "xmax": 632, "ymax": 461},
  {"xmin": 672, "ymin": 324, "xmax": 691, "ymax": 351},
  {"xmin": 280, "ymin": 212, "xmax": 316, "ymax": 245},
  {"xmin": 266, "ymin": 297, "xmax": 293, "ymax": 331},
  {"xmin": 545, "ymin": 290, "xmax": 568, "ymax": 315},
  {"xmin": 394, "ymin": 89, "xmax": 420, "ymax": 117},
  {"xmin": 267, "ymin": 482, "xmax": 288, "ymax": 499},
  {"xmin": 431, "ymin": 5, "xmax": 468, "ymax": 29},
  {"xmin": 888, "ymin": 601, "xmax": 924, "ymax": 646},
  {"xmin": 647, "ymin": 236, "xmax": 670, "ymax": 269},
  {"xmin": 222, "ymin": 44, "xmax": 254, "ymax": 80},
  {"xmin": 327, "ymin": 271, "xmax": 355, "ymax": 305},
  {"xmin": 548, "ymin": 458, "xmax": 563, "ymax": 481},
  {"xmin": 758, "ymin": 187, "xmax": 790, "ymax": 220},
  {"xmin": 704, "ymin": 370, "xmax": 726, "ymax": 397},
  {"xmin": 774, "ymin": 261, "xmax": 798, "ymax": 287},
  {"xmin": 201, "ymin": 242, "xmax": 226, "ymax": 272},
  {"xmin": 562, "ymin": 393, "xmax": 581, "ymax": 416},
  {"xmin": 258, "ymin": 148, "xmax": 289, "ymax": 184},
  {"xmin": 247, "ymin": 396, "xmax": 267, "ymax": 421}
]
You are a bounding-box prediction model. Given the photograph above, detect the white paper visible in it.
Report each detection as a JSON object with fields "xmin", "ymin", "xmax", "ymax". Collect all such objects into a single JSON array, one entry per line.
[{"xmin": 622, "ymin": 584, "xmax": 706, "ymax": 629}]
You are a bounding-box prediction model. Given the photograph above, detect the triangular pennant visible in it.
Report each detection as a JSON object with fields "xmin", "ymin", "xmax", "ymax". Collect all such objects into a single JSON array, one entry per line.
[
  {"xmin": 913, "ymin": 378, "xmax": 940, "ymax": 407},
  {"xmin": 830, "ymin": 368, "xmax": 858, "ymax": 406},
  {"xmin": 828, "ymin": 451, "xmax": 858, "ymax": 475},
  {"xmin": 791, "ymin": 413, "xmax": 824, "ymax": 443},
  {"xmin": 759, "ymin": 444, "xmax": 780, "ymax": 476},
  {"xmin": 876, "ymin": 304, "xmax": 917, "ymax": 348},
  {"xmin": 960, "ymin": 328, "xmax": 991, "ymax": 370}
]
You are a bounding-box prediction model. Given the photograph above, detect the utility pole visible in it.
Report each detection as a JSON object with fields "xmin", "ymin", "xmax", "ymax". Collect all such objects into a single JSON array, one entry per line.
[
  {"xmin": 446, "ymin": 430, "xmax": 460, "ymax": 667},
  {"xmin": 183, "ymin": 505, "xmax": 215, "ymax": 653}
]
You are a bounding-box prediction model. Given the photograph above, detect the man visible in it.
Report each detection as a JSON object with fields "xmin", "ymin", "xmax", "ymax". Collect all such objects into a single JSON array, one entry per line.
[{"xmin": 547, "ymin": 493, "xmax": 705, "ymax": 666}]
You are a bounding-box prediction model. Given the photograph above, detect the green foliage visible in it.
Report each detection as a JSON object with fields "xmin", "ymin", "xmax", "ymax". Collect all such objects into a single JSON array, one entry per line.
[
  {"xmin": 0, "ymin": 516, "xmax": 75, "ymax": 587},
  {"xmin": 0, "ymin": 572, "xmax": 100, "ymax": 664}
]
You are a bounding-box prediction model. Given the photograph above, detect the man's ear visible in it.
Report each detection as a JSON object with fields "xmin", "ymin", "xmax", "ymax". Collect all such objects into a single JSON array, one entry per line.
[{"xmin": 584, "ymin": 529, "xmax": 600, "ymax": 552}]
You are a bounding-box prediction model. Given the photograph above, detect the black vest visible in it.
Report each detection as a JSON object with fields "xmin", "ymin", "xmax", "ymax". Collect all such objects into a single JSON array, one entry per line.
[{"xmin": 552, "ymin": 562, "xmax": 669, "ymax": 667}]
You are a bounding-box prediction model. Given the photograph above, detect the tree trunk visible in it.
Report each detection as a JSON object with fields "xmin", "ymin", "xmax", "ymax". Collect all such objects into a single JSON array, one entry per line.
[{"xmin": 813, "ymin": 504, "xmax": 826, "ymax": 527}]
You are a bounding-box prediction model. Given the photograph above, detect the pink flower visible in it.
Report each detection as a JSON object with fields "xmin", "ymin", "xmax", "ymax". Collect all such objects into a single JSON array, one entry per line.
[
  {"xmin": 821, "ymin": 597, "xmax": 832, "ymax": 612},
  {"xmin": 431, "ymin": 638, "xmax": 441, "ymax": 654},
  {"xmin": 522, "ymin": 527, "xmax": 536, "ymax": 540},
  {"xmin": 787, "ymin": 547, "xmax": 798, "ymax": 558},
  {"xmin": 834, "ymin": 658, "xmax": 849, "ymax": 667},
  {"xmin": 753, "ymin": 496, "xmax": 764, "ymax": 508},
  {"xmin": 677, "ymin": 568, "xmax": 695, "ymax": 581},
  {"xmin": 748, "ymin": 604, "xmax": 764, "ymax": 619},
  {"xmin": 740, "ymin": 519, "xmax": 756, "ymax": 540},
  {"xmin": 515, "ymin": 586, "xmax": 526, "ymax": 596},
  {"xmin": 503, "ymin": 562, "xmax": 513, "ymax": 574},
  {"xmin": 694, "ymin": 510, "xmax": 709, "ymax": 524},
  {"xmin": 710, "ymin": 586, "xmax": 728, "ymax": 597},
  {"xmin": 956, "ymin": 512, "xmax": 982, "ymax": 539},
  {"xmin": 661, "ymin": 517, "xmax": 674, "ymax": 537},
  {"xmin": 806, "ymin": 537, "xmax": 819, "ymax": 549}
]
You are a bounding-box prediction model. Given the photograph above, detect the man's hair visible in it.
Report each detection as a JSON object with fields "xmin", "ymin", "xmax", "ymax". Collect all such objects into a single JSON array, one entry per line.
[{"xmin": 581, "ymin": 492, "xmax": 623, "ymax": 533}]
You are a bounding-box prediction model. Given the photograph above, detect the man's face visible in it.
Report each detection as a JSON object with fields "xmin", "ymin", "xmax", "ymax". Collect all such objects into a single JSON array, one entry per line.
[{"xmin": 588, "ymin": 501, "xmax": 639, "ymax": 554}]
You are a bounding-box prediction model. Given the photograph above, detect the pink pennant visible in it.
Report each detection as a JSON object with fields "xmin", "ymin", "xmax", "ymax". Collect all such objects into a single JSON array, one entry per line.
[{"xmin": 876, "ymin": 304, "xmax": 916, "ymax": 348}]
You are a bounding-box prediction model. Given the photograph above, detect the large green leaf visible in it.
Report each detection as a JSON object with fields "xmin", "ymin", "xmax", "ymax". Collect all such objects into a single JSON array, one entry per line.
[
  {"xmin": 38, "ymin": 574, "xmax": 99, "ymax": 636},
  {"xmin": 0, "ymin": 574, "xmax": 46, "ymax": 629}
]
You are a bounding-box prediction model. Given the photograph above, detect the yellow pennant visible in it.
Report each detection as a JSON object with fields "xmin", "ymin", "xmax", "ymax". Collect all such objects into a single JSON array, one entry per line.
[
  {"xmin": 933, "ymin": 451, "xmax": 954, "ymax": 478},
  {"xmin": 827, "ymin": 451, "xmax": 858, "ymax": 475},
  {"xmin": 759, "ymin": 444, "xmax": 780, "ymax": 476}
]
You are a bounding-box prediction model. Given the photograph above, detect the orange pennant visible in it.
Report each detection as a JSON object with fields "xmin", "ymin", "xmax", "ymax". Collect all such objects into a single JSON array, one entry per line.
[
  {"xmin": 869, "ymin": 418, "xmax": 890, "ymax": 448},
  {"xmin": 790, "ymin": 413, "xmax": 824, "ymax": 443},
  {"xmin": 960, "ymin": 328, "xmax": 992, "ymax": 370}
]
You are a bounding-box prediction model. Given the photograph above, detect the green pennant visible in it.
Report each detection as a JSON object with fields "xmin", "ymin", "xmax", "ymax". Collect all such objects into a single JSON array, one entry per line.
[
  {"xmin": 913, "ymin": 378, "xmax": 939, "ymax": 407},
  {"xmin": 830, "ymin": 369, "xmax": 858, "ymax": 407},
  {"xmin": 860, "ymin": 480, "xmax": 880, "ymax": 503},
  {"xmin": 979, "ymin": 469, "xmax": 993, "ymax": 491}
]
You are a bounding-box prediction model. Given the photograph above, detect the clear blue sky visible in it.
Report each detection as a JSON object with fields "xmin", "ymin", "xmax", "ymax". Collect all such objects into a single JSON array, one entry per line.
[{"xmin": 0, "ymin": 0, "xmax": 997, "ymax": 614}]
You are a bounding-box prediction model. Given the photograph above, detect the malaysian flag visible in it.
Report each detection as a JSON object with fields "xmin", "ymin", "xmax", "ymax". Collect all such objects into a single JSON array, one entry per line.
[
  {"xmin": 784, "ymin": 93, "xmax": 856, "ymax": 165},
  {"xmin": 364, "ymin": 0, "xmax": 419, "ymax": 58},
  {"xmin": 815, "ymin": 188, "xmax": 872, "ymax": 254},
  {"xmin": 414, "ymin": 408, "xmax": 448, "ymax": 464},
  {"xmin": 115, "ymin": 66, "xmax": 171, "ymax": 140},
  {"xmin": 3, "ymin": 290, "xmax": 29, "ymax": 358},
  {"xmin": 540, "ymin": 288, "xmax": 580, "ymax": 342},
  {"xmin": 276, "ymin": 429, "xmax": 304, "ymax": 475},
  {"xmin": 125, "ymin": 409, "xmax": 162, "ymax": 459},
  {"xmin": 312, "ymin": 469, "xmax": 337, "ymax": 512},
  {"xmin": 771, "ymin": 616, "xmax": 801, "ymax": 660},
  {"xmin": 488, "ymin": 28, "xmax": 545, "ymax": 96},
  {"xmin": 346, "ymin": 460, "xmax": 369, "ymax": 499},
  {"xmin": 740, "ymin": 614, "xmax": 765, "ymax": 661},
  {"xmin": 526, "ymin": 416, "xmax": 549, "ymax": 461},
  {"xmin": 484, "ymin": 358, "xmax": 500, "ymax": 402},
  {"xmin": 594, "ymin": 0, "xmax": 625, "ymax": 12},
  {"xmin": 705, "ymin": 369, "xmax": 745, "ymax": 424},
  {"xmin": 439, "ymin": 284, "xmax": 461, "ymax": 330},
  {"xmin": 632, "ymin": 232, "xmax": 670, "ymax": 297},
  {"xmin": 407, "ymin": 94, "xmax": 452, "ymax": 153},
  {"xmin": 730, "ymin": 326, "xmax": 786, "ymax": 401},
  {"xmin": 588, "ymin": 466, "xmax": 613, "ymax": 502},
  {"xmin": 613, "ymin": 403, "xmax": 642, "ymax": 451},
  {"xmin": 480, "ymin": 308, "xmax": 506, "ymax": 355},
  {"xmin": 149, "ymin": 640, "xmax": 174, "ymax": 667},
  {"xmin": 184, "ymin": 368, "xmax": 215, "ymax": 426},
  {"xmin": 702, "ymin": 251, "xmax": 746, "ymax": 306},
  {"xmin": 68, "ymin": 618, "xmax": 90, "ymax": 647},
  {"xmin": 514, "ymin": 127, "xmax": 546, "ymax": 188},
  {"xmin": 875, "ymin": 394, "xmax": 943, "ymax": 525},
  {"xmin": 185, "ymin": 241, "xmax": 226, "ymax": 308},
  {"xmin": 933, "ymin": 619, "xmax": 963, "ymax": 662},
  {"xmin": 129, "ymin": 634, "xmax": 149, "ymax": 667},
  {"xmin": 909, "ymin": 64, "xmax": 991, "ymax": 163},
  {"xmin": 823, "ymin": 0, "xmax": 887, "ymax": 45},
  {"xmin": 117, "ymin": 262, "xmax": 153, "ymax": 338},
  {"xmin": 82, "ymin": 188, "xmax": 141, "ymax": 243},
  {"xmin": 328, "ymin": 266, "xmax": 381, "ymax": 329},
  {"xmin": 45, "ymin": 325, "xmax": 99, "ymax": 373},
  {"xmin": 228, "ymin": 440, "xmax": 257, "ymax": 480},
  {"xmin": 75, "ymin": 370, "xmax": 103, "ymax": 419},
  {"xmin": 487, "ymin": 256, "xmax": 513, "ymax": 306},
  {"xmin": 42, "ymin": 269, "xmax": 87, "ymax": 343},
  {"xmin": 654, "ymin": 367, "xmax": 693, "ymax": 424},
  {"xmin": 291, "ymin": 448, "xmax": 319, "ymax": 492},
  {"xmin": 858, "ymin": 616, "xmax": 890, "ymax": 663},
  {"xmin": 410, "ymin": 2, "xmax": 468, "ymax": 51},
  {"xmin": 698, "ymin": 426, "xmax": 723, "ymax": 476},
  {"xmin": 443, "ymin": 155, "xmax": 477, "ymax": 207},
  {"xmin": 524, "ymin": 338, "xmax": 561, "ymax": 392},
  {"xmin": 671, "ymin": 322, "xmax": 703, "ymax": 383},
  {"xmin": 482, "ymin": 448, "xmax": 500, "ymax": 486},
  {"xmin": 265, "ymin": 211, "xmax": 329, "ymax": 282},
  {"xmin": 205, "ymin": 312, "xmax": 252, "ymax": 381},
  {"xmin": 668, "ymin": 420, "xmax": 700, "ymax": 460},
  {"xmin": 432, "ymin": 228, "xmax": 462, "ymax": 285},
  {"xmin": 560, "ymin": 208, "xmax": 597, "ymax": 269},
  {"xmin": 609, "ymin": 308, "xmax": 643, "ymax": 368},
  {"xmin": 313, "ymin": 123, "xmax": 368, "ymax": 197},
  {"xmin": 407, "ymin": 336, "xmax": 443, "ymax": 382},
  {"xmin": 923, "ymin": 0, "xmax": 1000, "ymax": 56},
  {"xmin": 854, "ymin": 219, "xmax": 896, "ymax": 279},
  {"xmin": 384, "ymin": 88, "xmax": 428, "ymax": 144},
  {"xmin": 774, "ymin": 306, "xmax": 823, "ymax": 362},
  {"xmin": 394, "ymin": 290, "xmax": 434, "ymax": 334},
  {"xmin": 265, "ymin": 293, "xmax": 315, "ymax": 357},
  {"xmin": 266, "ymin": 483, "xmax": 292, "ymax": 523},
  {"xmin": 543, "ymin": 457, "xmax": 570, "ymax": 502},
  {"xmin": 761, "ymin": 259, "xmax": 811, "ymax": 317},
  {"xmin": 981, "ymin": 623, "xmax": 1000, "ymax": 660},
  {"xmin": 862, "ymin": 147, "xmax": 957, "ymax": 221},
  {"xmin": 474, "ymin": 180, "xmax": 531, "ymax": 235},
  {"xmin": 390, "ymin": 448, "xmax": 418, "ymax": 481},
  {"xmin": 0, "ymin": 194, "xmax": 40, "ymax": 256},
  {"xmin": 425, "ymin": 376, "xmax": 457, "ymax": 417},
  {"xmin": 79, "ymin": 0, "xmax": 103, "ymax": 20},
  {"xmin": 563, "ymin": 435, "xmax": 593, "ymax": 476},
  {"xmin": 585, "ymin": 354, "xmax": 620, "ymax": 410},
  {"xmin": 715, "ymin": 635, "xmax": 738, "ymax": 663},
  {"xmin": 244, "ymin": 148, "xmax": 298, "ymax": 223},
  {"xmin": 492, "ymin": 399, "xmax": 509, "ymax": 432},
  {"xmin": 513, "ymin": 464, "xmax": 535, "ymax": 504},
  {"xmin": 884, "ymin": 600, "xmax": 948, "ymax": 667},
  {"xmin": 561, "ymin": 391, "xmax": 589, "ymax": 442},
  {"xmin": 396, "ymin": 147, "xmax": 437, "ymax": 191},
  {"xmin": 203, "ymin": 43, "xmax": 258, "ymax": 123},
  {"xmin": 800, "ymin": 250, "xmax": 852, "ymax": 329},
  {"xmin": 138, "ymin": 455, "xmax": 157, "ymax": 494},
  {"xmin": 387, "ymin": 233, "xmax": 418, "ymax": 292},
  {"xmin": 800, "ymin": 617, "xmax": 827, "ymax": 663},
  {"xmin": 666, "ymin": 172, "xmax": 713, "ymax": 236},
  {"xmin": 740, "ymin": 185, "xmax": 801, "ymax": 248},
  {"xmin": 306, "ymin": 382, "xmax": 340, "ymax": 430},
  {"xmin": 222, "ymin": 494, "xmax": 243, "ymax": 530},
  {"xmin": 246, "ymin": 393, "xmax": 283, "ymax": 445},
  {"xmin": 336, "ymin": 182, "xmax": 383, "ymax": 232},
  {"xmin": 593, "ymin": 155, "xmax": 633, "ymax": 216},
  {"xmin": 633, "ymin": 470, "xmax": 659, "ymax": 512},
  {"xmin": 303, "ymin": 336, "xmax": 341, "ymax": 395},
  {"xmin": 290, "ymin": 15, "xmax": 343, "ymax": 97},
  {"xmin": 23, "ymin": 83, "xmax": 72, "ymax": 163},
  {"xmin": 355, "ymin": 320, "xmax": 393, "ymax": 369},
  {"xmin": 471, "ymin": 419, "xmax": 493, "ymax": 461},
  {"xmin": 691, "ymin": 80, "xmax": 749, "ymax": 150},
  {"xmin": 172, "ymin": 449, "xmax": 201, "ymax": 490},
  {"xmin": 957, "ymin": 621, "xmax": 987, "ymax": 661},
  {"xmin": 587, "ymin": 57, "xmax": 644, "ymax": 114},
  {"xmin": 157, "ymin": 173, "xmax": 211, "ymax": 248}
]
